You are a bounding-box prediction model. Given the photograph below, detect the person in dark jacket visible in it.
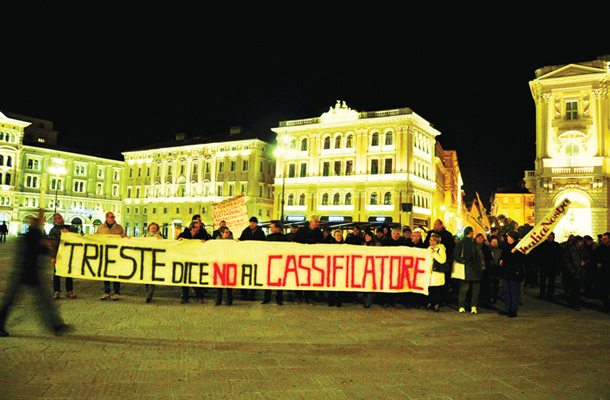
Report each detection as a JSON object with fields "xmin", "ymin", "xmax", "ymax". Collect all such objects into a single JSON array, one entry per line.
[
  {"xmin": 535, "ymin": 232, "xmax": 562, "ymax": 301},
  {"xmin": 345, "ymin": 226, "xmax": 364, "ymax": 245},
  {"xmin": 292, "ymin": 215, "xmax": 324, "ymax": 305},
  {"xmin": 48, "ymin": 213, "xmax": 80, "ymax": 300},
  {"xmin": 238, "ymin": 217, "xmax": 266, "ymax": 300},
  {"xmin": 262, "ymin": 221, "xmax": 288, "ymax": 305},
  {"xmin": 499, "ymin": 231, "xmax": 526, "ymax": 317},
  {"xmin": 594, "ymin": 232, "xmax": 610, "ymax": 312},
  {"xmin": 453, "ymin": 227, "xmax": 482, "ymax": 314},
  {"xmin": 362, "ymin": 231, "xmax": 380, "ymax": 308},
  {"xmin": 191, "ymin": 215, "xmax": 212, "ymax": 240},
  {"xmin": 0, "ymin": 214, "xmax": 72, "ymax": 337},
  {"xmin": 381, "ymin": 228, "xmax": 407, "ymax": 308},
  {"xmin": 475, "ymin": 233, "xmax": 493, "ymax": 309},
  {"xmin": 212, "ymin": 220, "xmax": 233, "ymax": 239},
  {"xmin": 178, "ymin": 221, "xmax": 205, "ymax": 303},
  {"xmin": 214, "ymin": 226, "xmax": 234, "ymax": 306},
  {"xmin": 563, "ymin": 235, "xmax": 587, "ymax": 310}
]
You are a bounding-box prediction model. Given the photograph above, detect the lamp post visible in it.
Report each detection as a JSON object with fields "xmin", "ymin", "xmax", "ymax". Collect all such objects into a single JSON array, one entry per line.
[{"xmin": 49, "ymin": 163, "xmax": 66, "ymax": 215}]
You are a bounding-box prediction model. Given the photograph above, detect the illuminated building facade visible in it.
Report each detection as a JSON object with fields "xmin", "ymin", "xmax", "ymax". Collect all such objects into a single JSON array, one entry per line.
[
  {"xmin": 433, "ymin": 142, "xmax": 464, "ymax": 234},
  {"xmin": 0, "ymin": 112, "xmax": 123, "ymax": 234},
  {"xmin": 121, "ymin": 127, "xmax": 275, "ymax": 239},
  {"xmin": 491, "ymin": 191, "xmax": 535, "ymax": 227},
  {"xmin": 524, "ymin": 56, "xmax": 610, "ymax": 241},
  {"xmin": 272, "ymin": 101, "xmax": 440, "ymax": 228}
]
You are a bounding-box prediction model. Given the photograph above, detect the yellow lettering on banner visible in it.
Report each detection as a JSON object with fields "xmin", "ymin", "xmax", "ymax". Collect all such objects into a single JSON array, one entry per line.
[{"xmin": 56, "ymin": 232, "xmax": 433, "ymax": 295}]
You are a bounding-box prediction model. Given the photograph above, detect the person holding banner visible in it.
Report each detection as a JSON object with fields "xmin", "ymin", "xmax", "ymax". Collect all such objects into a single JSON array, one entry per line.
[
  {"xmin": 97, "ymin": 212, "xmax": 125, "ymax": 301},
  {"xmin": 143, "ymin": 222, "xmax": 165, "ymax": 303},
  {"xmin": 178, "ymin": 221, "xmax": 205, "ymax": 303},
  {"xmin": 362, "ymin": 230, "xmax": 380, "ymax": 308},
  {"xmin": 238, "ymin": 217, "xmax": 266, "ymax": 301},
  {"xmin": 453, "ymin": 227, "xmax": 482, "ymax": 314},
  {"xmin": 427, "ymin": 233, "xmax": 448, "ymax": 312},
  {"xmin": 293, "ymin": 215, "xmax": 324, "ymax": 305},
  {"xmin": 499, "ymin": 232, "xmax": 525, "ymax": 317},
  {"xmin": 215, "ymin": 226, "xmax": 234, "ymax": 306},
  {"xmin": 213, "ymin": 221, "xmax": 233, "ymax": 239},
  {"xmin": 262, "ymin": 221, "xmax": 287, "ymax": 306},
  {"xmin": 48, "ymin": 213, "xmax": 80, "ymax": 300}
]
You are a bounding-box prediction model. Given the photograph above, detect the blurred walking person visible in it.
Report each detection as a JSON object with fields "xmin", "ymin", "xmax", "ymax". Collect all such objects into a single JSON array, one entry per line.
[{"xmin": 0, "ymin": 213, "xmax": 73, "ymax": 337}]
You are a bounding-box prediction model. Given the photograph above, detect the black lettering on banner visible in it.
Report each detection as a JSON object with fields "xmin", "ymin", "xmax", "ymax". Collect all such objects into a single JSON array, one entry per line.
[
  {"xmin": 199, "ymin": 262, "xmax": 209, "ymax": 285},
  {"xmin": 242, "ymin": 264, "xmax": 254, "ymax": 286},
  {"xmin": 119, "ymin": 246, "xmax": 137, "ymax": 280},
  {"xmin": 104, "ymin": 244, "xmax": 119, "ymax": 279},
  {"xmin": 82, "ymin": 243, "xmax": 98, "ymax": 277},
  {"xmin": 172, "ymin": 262, "xmax": 184, "ymax": 283},
  {"xmin": 253, "ymin": 264, "xmax": 263, "ymax": 287},
  {"xmin": 63, "ymin": 242, "xmax": 83, "ymax": 274},
  {"xmin": 151, "ymin": 249, "xmax": 166, "ymax": 282}
]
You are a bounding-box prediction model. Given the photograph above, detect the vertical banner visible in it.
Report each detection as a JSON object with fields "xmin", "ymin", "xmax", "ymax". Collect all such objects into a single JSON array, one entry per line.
[
  {"xmin": 515, "ymin": 198, "xmax": 571, "ymax": 254},
  {"xmin": 212, "ymin": 194, "xmax": 249, "ymax": 232}
]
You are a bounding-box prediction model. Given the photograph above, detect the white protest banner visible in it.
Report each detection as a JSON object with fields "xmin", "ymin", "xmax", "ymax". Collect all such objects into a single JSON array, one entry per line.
[
  {"xmin": 55, "ymin": 232, "xmax": 433, "ymax": 294},
  {"xmin": 515, "ymin": 198, "xmax": 571, "ymax": 254},
  {"xmin": 212, "ymin": 194, "xmax": 249, "ymax": 232}
]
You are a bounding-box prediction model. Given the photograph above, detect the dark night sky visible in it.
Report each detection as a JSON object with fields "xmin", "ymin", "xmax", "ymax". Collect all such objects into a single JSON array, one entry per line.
[{"xmin": 1, "ymin": 15, "xmax": 608, "ymax": 210}]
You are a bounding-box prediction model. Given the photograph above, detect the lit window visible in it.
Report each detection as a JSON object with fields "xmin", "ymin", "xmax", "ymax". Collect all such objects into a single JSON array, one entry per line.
[{"xmin": 566, "ymin": 101, "xmax": 578, "ymax": 120}]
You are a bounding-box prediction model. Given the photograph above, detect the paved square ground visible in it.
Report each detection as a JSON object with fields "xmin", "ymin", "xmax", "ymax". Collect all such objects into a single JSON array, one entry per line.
[{"xmin": 1, "ymin": 237, "xmax": 609, "ymax": 399}]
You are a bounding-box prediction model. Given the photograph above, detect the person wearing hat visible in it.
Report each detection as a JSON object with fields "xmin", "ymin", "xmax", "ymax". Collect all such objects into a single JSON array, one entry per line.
[
  {"xmin": 453, "ymin": 226, "xmax": 482, "ymax": 314},
  {"xmin": 238, "ymin": 217, "xmax": 266, "ymax": 300},
  {"xmin": 499, "ymin": 231, "xmax": 526, "ymax": 317}
]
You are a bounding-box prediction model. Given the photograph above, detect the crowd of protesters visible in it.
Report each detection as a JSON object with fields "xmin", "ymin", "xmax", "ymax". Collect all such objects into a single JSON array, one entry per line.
[{"xmin": 2, "ymin": 211, "xmax": 610, "ymax": 337}]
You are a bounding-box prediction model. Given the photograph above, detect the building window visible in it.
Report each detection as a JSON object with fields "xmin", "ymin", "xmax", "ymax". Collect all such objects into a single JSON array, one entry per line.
[
  {"xmin": 300, "ymin": 163, "xmax": 307, "ymax": 177},
  {"xmin": 322, "ymin": 162, "xmax": 330, "ymax": 177},
  {"xmin": 371, "ymin": 159, "xmax": 379, "ymax": 175},
  {"xmin": 370, "ymin": 192, "xmax": 378, "ymax": 205},
  {"xmin": 50, "ymin": 177, "xmax": 63, "ymax": 191},
  {"xmin": 96, "ymin": 182, "xmax": 103, "ymax": 195},
  {"xmin": 113, "ymin": 170, "xmax": 120, "ymax": 181},
  {"xmin": 322, "ymin": 193, "xmax": 329, "ymax": 205},
  {"xmin": 566, "ymin": 100, "xmax": 578, "ymax": 120},
  {"xmin": 345, "ymin": 193, "xmax": 352, "ymax": 205},
  {"xmin": 334, "ymin": 161, "xmax": 341, "ymax": 176},
  {"xmin": 335, "ymin": 135, "xmax": 342, "ymax": 149},
  {"xmin": 384, "ymin": 158, "xmax": 393, "ymax": 174},
  {"xmin": 74, "ymin": 165, "xmax": 86, "ymax": 176},
  {"xmin": 384, "ymin": 192, "xmax": 392, "ymax": 205},
  {"xmin": 346, "ymin": 135, "xmax": 353, "ymax": 148},
  {"xmin": 300, "ymin": 138, "xmax": 308, "ymax": 152},
  {"xmin": 241, "ymin": 183, "xmax": 247, "ymax": 194},
  {"xmin": 27, "ymin": 158, "xmax": 40, "ymax": 170},
  {"xmin": 345, "ymin": 160, "xmax": 353, "ymax": 175},
  {"xmin": 288, "ymin": 164, "xmax": 296, "ymax": 178},
  {"xmin": 333, "ymin": 193, "xmax": 340, "ymax": 205},
  {"xmin": 25, "ymin": 175, "xmax": 39, "ymax": 188},
  {"xmin": 371, "ymin": 132, "xmax": 379, "ymax": 147},
  {"xmin": 112, "ymin": 184, "xmax": 119, "ymax": 196},
  {"xmin": 242, "ymin": 160, "xmax": 248, "ymax": 171},
  {"xmin": 287, "ymin": 194, "xmax": 294, "ymax": 206},
  {"xmin": 385, "ymin": 131, "xmax": 393, "ymax": 146},
  {"xmin": 73, "ymin": 181, "xmax": 85, "ymax": 193},
  {"xmin": 323, "ymin": 136, "xmax": 331, "ymax": 150},
  {"xmin": 299, "ymin": 193, "xmax": 306, "ymax": 206},
  {"xmin": 230, "ymin": 161, "xmax": 236, "ymax": 172},
  {"xmin": 218, "ymin": 162, "xmax": 224, "ymax": 173},
  {"xmin": 97, "ymin": 167, "xmax": 104, "ymax": 178},
  {"xmin": 217, "ymin": 185, "xmax": 223, "ymax": 196}
]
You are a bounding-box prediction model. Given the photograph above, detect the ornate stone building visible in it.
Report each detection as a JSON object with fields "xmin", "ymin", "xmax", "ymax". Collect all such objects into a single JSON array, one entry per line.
[
  {"xmin": 272, "ymin": 101, "xmax": 441, "ymax": 229},
  {"xmin": 0, "ymin": 112, "xmax": 123, "ymax": 234},
  {"xmin": 121, "ymin": 127, "xmax": 275, "ymax": 239},
  {"xmin": 433, "ymin": 142, "xmax": 463, "ymax": 234},
  {"xmin": 524, "ymin": 56, "xmax": 610, "ymax": 240}
]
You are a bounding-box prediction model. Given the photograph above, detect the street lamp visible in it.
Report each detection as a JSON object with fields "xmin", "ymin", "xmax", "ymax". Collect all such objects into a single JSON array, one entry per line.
[{"xmin": 49, "ymin": 163, "xmax": 67, "ymax": 214}]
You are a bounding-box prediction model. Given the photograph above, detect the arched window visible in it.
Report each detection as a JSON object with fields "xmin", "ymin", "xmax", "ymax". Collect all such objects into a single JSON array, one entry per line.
[
  {"xmin": 323, "ymin": 136, "xmax": 331, "ymax": 150},
  {"xmin": 346, "ymin": 135, "xmax": 353, "ymax": 148},
  {"xmin": 333, "ymin": 193, "xmax": 340, "ymax": 205},
  {"xmin": 5, "ymin": 173, "xmax": 11, "ymax": 185},
  {"xmin": 287, "ymin": 194, "xmax": 294, "ymax": 206},
  {"xmin": 298, "ymin": 193, "xmax": 306, "ymax": 206},
  {"xmin": 371, "ymin": 132, "xmax": 379, "ymax": 147},
  {"xmin": 384, "ymin": 192, "xmax": 392, "ymax": 205},
  {"xmin": 300, "ymin": 138, "xmax": 308, "ymax": 152},
  {"xmin": 345, "ymin": 193, "xmax": 352, "ymax": 205},
  {"xmin": 6, "ymin": 156, "xmax": 11, "ymax": 167},
  {"xmin": 335, "ymin": 135, "xmax": 342, "ymax": 149},
  {"xmin": 566, "ymin": 142, "xmax": 579, "ymax": 156},
  {"xmin": 385, "ymin": 131, "xmax": 393, "ymax": 146},
  {"xmin": 322, "ymin": 193, "xmax": 329, "ymax": 205},
  {"xmin": 370, "ymin": 192, "xmax": 378, "ymax": 205}
]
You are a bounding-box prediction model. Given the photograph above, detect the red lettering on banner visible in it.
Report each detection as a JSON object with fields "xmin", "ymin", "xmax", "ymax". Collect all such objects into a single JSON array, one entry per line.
[
  {"xmin": 283, "ymin": 255, "xmax": 299, "ymax": 287},
  {"xmin": 389, "ymin": 256, "xmax": 403, "ymax": 290},
  {"xmin": 351, "ymin": 255, "xmax": 363, "ymax": 289},
  {"xmin": 226, "ymin": 263, "xmax": 237, "ymax": 286},
  {"xmin": 311, "ymin": 255, "xmax": 325, "ymax": 287},
  {"xmin": 375, "ymin": 256, "xmax": 389, "ymax": 290},
  {"xmin": 332, "ymin": 255, "xmax": 345, "ymax": 287},
  {"xmin": 362, "ymin": 256, "xmax": 376, "ymax": 290},
  {"xmin": 298, "ymin": 255, "xmax": 311, "ymax": 287},
  {"xmin": 411, "ymin": 257, "xmax": 426, "ymax": 290},
  {"xmin": 213, "ymin": 262, "xmax": 238, "ymax": 286},
  {"xmin": 267, "ymin": 255, "xmax": 283, "ymax": 287},
  {"xmin": 401, "ymin": 256, "xmax": 414, "ymax": 289}
]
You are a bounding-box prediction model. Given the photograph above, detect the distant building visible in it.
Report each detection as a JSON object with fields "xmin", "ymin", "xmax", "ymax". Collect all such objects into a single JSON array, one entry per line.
[
  {"xmin": 524, "ymin": 55, "xmax": 610, "ymax": 240},
  {"xmin": 491, "ymin": 189, "xmax": 535, "ymax": 227},
  {"xmin": 271, "ymin": 101, "xmax": 442, "ymax": 229},
  {"xmin": 433, "ymin": 142, "xmax": 464, "ymax": 234},
  {"xmin": 121, "ymin": 127, "xmax": 275, "ymax": 239},
  {"xmin": 0, "ymin": 111, "xmax": 123, "ymax": 234}
]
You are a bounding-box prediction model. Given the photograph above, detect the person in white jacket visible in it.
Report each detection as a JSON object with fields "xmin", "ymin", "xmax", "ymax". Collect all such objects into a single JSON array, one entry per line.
[{"xmin": 427, "ymin": 233, "xmax": 449, "ymax": 312}]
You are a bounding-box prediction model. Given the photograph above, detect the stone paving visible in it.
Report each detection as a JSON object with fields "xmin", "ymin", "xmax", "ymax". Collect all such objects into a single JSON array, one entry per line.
[{"xmin": 1, "ymin": 236, "xmax": 609, "ymax": 400}]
